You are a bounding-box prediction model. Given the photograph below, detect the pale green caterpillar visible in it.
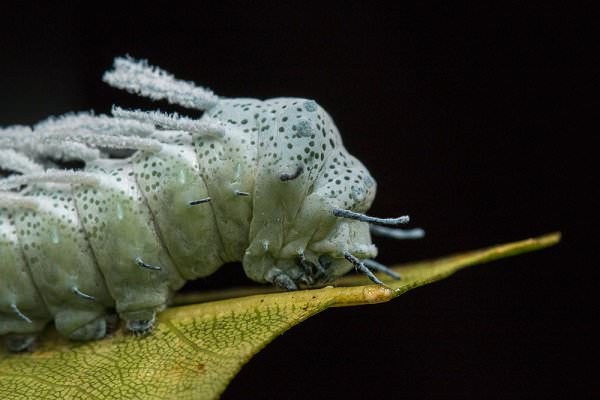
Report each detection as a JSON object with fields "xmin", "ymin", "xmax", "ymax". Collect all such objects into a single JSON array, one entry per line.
[{"xmin": 0, "ymin": 56, "xmax": 423, "ymax": 352}]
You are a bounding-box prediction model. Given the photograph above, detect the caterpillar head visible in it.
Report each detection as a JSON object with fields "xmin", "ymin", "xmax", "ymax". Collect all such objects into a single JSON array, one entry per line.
[
  {"xmin": 262, "ymin": 202, "xmax": 381, "ymax": 290},
  {"xmin": 228, "ymin": 97, "xmax": 417, "ymax": 289},
  {"xmin": 291, "ymin": 156, "xmax": 381, "ymax": 287}
]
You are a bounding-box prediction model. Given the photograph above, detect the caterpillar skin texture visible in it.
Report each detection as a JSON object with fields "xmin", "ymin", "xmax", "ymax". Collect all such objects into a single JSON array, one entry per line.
[{"xmin": 0, "ymin": 57, "xmax": 417, "ymax": 351}]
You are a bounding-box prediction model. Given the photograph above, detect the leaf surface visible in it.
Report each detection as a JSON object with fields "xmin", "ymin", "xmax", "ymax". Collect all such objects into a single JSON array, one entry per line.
[{"xmin": 0, "ymin": 233, "xmax": 560, "ymax": 399}]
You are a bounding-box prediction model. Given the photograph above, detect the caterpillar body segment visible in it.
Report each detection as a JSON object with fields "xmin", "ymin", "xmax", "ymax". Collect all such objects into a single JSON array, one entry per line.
[
  {"xmin": 194, "ymin": 99, "xmax": 259, "ymax": 262},
  {"xmin": 0, "ymin": 210, "xmax": 52, "ymax": 342},
  {"xmin": 0, "ymin": 56, "xmax": 422, "ymax": 350},
  {"xmin": 73, "ymin": 159, "xmax": 185, "ymax": 323},
  {"xmin": 132, "ymin": 140, "xmax": 224, "ymax": 280},
  {"xmin": 11, "ymin": 185, "xmax": 113, "ymax": 341}
]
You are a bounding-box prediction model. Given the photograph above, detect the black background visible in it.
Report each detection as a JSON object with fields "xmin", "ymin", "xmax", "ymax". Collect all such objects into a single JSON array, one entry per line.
[{"xmin": 0, "ymin": 3, "xmax": 595, "ymax": 398}]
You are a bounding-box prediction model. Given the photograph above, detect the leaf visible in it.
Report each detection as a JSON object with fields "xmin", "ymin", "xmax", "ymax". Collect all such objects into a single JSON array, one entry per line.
[{"xmin": 0, "ymin": 233, "xmax": 560, "ymax": 399}]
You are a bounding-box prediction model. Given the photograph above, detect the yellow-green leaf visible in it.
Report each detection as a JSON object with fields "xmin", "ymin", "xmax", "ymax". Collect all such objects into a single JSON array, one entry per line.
[{"xmin": 0, "ymin": 232, "xmax": 560, "ymax": 399}]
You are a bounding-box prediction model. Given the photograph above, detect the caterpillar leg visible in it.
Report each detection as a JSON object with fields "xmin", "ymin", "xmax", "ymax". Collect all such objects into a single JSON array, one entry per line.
[
  {"xmin": 4, "ymin": 334, "xmax": 37, "ymax": 352},
  {"xmin": 265, "ymin": 268, "xmax": 298, "ymax": 291},
  {"xmin": 54, "ymin": 310, "xmax": 108, "ymax": 341},
  {"xmin": 105, "ymin": 313, "xmax": 120, "ymax": 335},
  {"xmin": 122, "ymin": 310, "xmax": 157, "ymax": 336},
  {"xmin": 68, "ymin": 317, "xmax": 108, "ymax": 341}
]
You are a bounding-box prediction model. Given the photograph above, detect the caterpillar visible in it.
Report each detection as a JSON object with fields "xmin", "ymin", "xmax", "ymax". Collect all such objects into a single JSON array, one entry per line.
[{"xmin": 0, "ymin": 56, "xmax": 424, "ymax": 352}]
